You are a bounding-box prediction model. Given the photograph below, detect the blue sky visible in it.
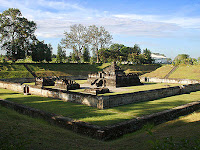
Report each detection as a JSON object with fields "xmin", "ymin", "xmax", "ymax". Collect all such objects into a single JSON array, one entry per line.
[{"xmin": 1, "ymin": 0, "xmax": 200, "ymax": 59}]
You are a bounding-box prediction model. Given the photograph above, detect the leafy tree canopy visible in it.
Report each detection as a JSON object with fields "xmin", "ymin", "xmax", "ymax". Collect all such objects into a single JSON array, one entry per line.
[{"xmin": 0, "ymin": 8, "xmax": 36, "ymax": 62}]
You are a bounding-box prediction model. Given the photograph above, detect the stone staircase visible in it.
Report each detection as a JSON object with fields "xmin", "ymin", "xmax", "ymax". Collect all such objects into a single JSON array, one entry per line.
[
  {"xmin": 164, "ymin": 66, "xmax": 178, "ymax": 79},
  {"xmin": 24, "ymin": 64, "xmax": 37, "ymax": 78}
]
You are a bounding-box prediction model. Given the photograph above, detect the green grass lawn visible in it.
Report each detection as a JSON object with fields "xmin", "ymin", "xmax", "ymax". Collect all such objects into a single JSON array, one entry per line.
[
  {"xmin": 0, "ymin": 63, "xmax": 161, "ymax": 79},
  {"xmin": 1, "ymin": 105, "xmax": 200, "ymax": 149},
  {"xmin": 121, "ymin": 64, "xmax": 161, "ymax": 74},
  {"xmin": 141, "ymin": 65, "xmax": 174, "ymax": 78},
  {"xmin": 142, "ymin": 64, "xmax": 200, "ymax": 80},
  {"xmin": 169, "ymin": 65, "xmax": 200, "ymax": 80},
  {"xmin": 70, "ymin": 82, "xmax": 182, "ymax": 96},
  {"xmin": 0, "ymin": 63, "xmax": 33, "ymax": 79},
  {"xmin": 1, "ymin": 88, "xmax": 200, "ymax": 126},
  {"xmin": 99, "ymin": 83, "xmax": 182, "ymax": 96}
]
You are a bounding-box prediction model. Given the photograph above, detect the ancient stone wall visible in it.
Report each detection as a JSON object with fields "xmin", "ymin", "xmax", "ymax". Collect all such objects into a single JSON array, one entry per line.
[
  {"xmin": 0, "ymin": 80, "xmax": 200, "ymax": 109},
  {"xmin": 1, "ymin": 98, "xmax": 200, "ymax": 140},
  {"xmin": 140, "ymin": 77, "xmax": 200, "ymax": 84},
  {"xmin": 0, "ymin": 81, "xmax": 24, "ymax": 93},
  {"xmin": 101, "ymin": 83, "xmax": 200, "ymax": 109}
]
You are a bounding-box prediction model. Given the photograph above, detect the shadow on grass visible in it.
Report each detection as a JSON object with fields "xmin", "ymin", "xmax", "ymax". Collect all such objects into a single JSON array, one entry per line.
[
  {"xmin": 0, "ymin": 92, "xmax": 19, "ymax": 96},
  {"xmin": 2, "ymin": 90, "xmax": 200, "ymax": 126},
  {"xmin": 5, "ymin": 95, "xmax": 114, "ymax": 121}
]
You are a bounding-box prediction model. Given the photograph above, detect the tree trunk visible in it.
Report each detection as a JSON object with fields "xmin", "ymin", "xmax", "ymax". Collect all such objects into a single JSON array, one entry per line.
[{"xmin": 96, "ymin": 48, "xmax": 99, "ymax": 63}]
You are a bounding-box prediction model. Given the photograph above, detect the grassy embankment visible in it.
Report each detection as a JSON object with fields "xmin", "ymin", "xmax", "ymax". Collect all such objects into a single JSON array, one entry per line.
[
  {"xmin": 142, "ymin": 64, "xmax": 200, "ymax": 80},
  {"xmin": 0, "ymin": 63, "xmax": 33, "ymax": 79},
  {"xmin": 0, "ymin": 63, "xmax": 160, "ymax": 79},
  {"xmin": 169, "ymin": 65, "xmax": 200, "ymax": 80}
]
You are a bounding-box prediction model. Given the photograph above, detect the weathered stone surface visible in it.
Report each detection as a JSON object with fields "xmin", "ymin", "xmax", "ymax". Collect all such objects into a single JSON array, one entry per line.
[
  {"xmin": 0, "ymin": 80, "xmax": 200, "ymax": 109},
  {"xmin": 35, "ymin": 77, "xmax": 56, "ymax": 86},
  {"xmin": 55, "ymin": 79, "xmax": 80, "ymax": 90},
  {"xmin": 88, "ymin": 62, "xmax": 143, "ymax": 88},
  {"xmin": 140, "ymin": 77, "xmax": 200, "ymax": 84},
  {"xmin": 84, "ymin": 88, "xmax": 110, "ymax": 95}
]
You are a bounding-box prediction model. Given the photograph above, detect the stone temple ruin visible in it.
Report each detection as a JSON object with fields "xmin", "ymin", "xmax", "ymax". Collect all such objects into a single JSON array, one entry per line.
[
  {"xmin": 35, "ymin": 77, "xmax": 55, "ymax": 86},
  {"xmin": 55, "ymin": 78, "xmax": 80, "ymax": 90},
  {"xmin": 87, "ymin": 62, "xmax": 143, "ymax": 88},
  {"xmin": 35, "ymin": 76, "xmax": 80, "ymax": 91}
]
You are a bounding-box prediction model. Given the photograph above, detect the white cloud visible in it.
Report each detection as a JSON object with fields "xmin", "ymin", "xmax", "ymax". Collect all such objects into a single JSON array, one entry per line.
[{"xmin": 1, "ymin": 0, "xmax": 200, "ymax": 39}]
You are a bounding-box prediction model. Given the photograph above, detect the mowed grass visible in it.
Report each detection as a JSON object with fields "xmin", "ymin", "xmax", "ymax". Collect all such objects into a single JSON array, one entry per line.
[
  {"xmin": 141, "ymin": 65, "xmax": 174, "ymax": 78},
  {"xmin": 0, "ymin": 63, "xmax": 33, "ymax": 79},
  {"xmin": 70, "ymin": 82, "xmax": 182, "ymax": 95},
  {"xmin": 121, "ymin": 64, "xmax": 161, "ymax": 74},
  {"xmin": 27, "ymin": 63, "xmax": 103, "ymax": 77},
  {"xmin": 0, "ymin": 63, "xmax": 161, "ymax": 79},
  {"xmin": 169, "ymin": 65, "xmax": 200, "ymax": 80},
  {"xmin": 1, "ymin": 104, "xmax": 200, "ymax": 149},
  {"xmin": 99, "ymin": 83, "xmax": 182, "ymax": 96},
  {"xmin": 0, "ymin": 88, "xmax": 200, "ymax": 126}
]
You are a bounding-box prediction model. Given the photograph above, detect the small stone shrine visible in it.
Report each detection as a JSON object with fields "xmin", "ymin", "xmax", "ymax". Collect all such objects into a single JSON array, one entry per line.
[
  {"xmin": 55, "ymin": 79, "xmax": 80, "ymax": 90},
  {"xmin": 35, "ymin": 77, "xmax": 55, "ymax": 86},
  {"xmin": 88, "ymin": 62, "xmax": 143, "ymax": 88}
]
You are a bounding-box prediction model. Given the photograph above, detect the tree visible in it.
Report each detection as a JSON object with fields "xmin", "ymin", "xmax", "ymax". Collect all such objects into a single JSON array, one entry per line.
[
  {"xmin": 82, "ymin": 47, "xmax": 90, "ymax": 62},
  {"xmin": 98, "ymin": 48, "xmax": 110, "ymax": 63},
  {"xmin": 198, "ymin": 57, "xmax": 200, "ymax": 64},
  {"xmin": 56, "ymin": 44, "xmax": 66, "ymax": 63},
  {"xmin": 31, "ymin": 40, "xmax": 51, "ymax": 62},
  {"xmin": 143, "ymin": 48, "xmax": 153, "ymax": 64},
  {"xmin": 0, "ymin": 8, "xmax": 36, "ymax": 62},
  {"xmin": 61, "ymin": 24, "xmax": 88, "ymax": 60},
  {"xmin": 173, "ymin": 54, "xmax": 190, "ymax": 65},
  {"xmin": 120, "ymin": 46, "xmax": 135, "ymax": 61},
  {"xmin": 133, "ymin": 44, "xmax": 141, "ymax": 54},
  {"xmin": 45, "ymin": 44, "xmax": 52, "ymax": 62},
  {"xmin": 71, "ymin": 52, "xmax": 80, "ymax": 63},
  {"xmin": 88, "ymin": 25, "xmax": 112, "ymax": 63}
]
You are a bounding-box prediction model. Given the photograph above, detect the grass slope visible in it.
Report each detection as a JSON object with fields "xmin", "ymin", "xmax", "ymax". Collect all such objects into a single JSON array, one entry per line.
[
  {"xmin": 0, "ymin": 63, "xmax": 33, "ymax": 79},
  {"xmin": 141, "ymin": 65, "xmax": 174, "ymax": 78},
  {"xmin": 1, "ymin": 88, "xmax": 200, "ymax": 126},
  {"xmin": 169, "ymin": 65, "xmax": 200, "ymax": 80},
  {"xmin": 120, "ymin": 64, "xmax": 161, "ymax": 74},
  {"xmin": 142, "ymin": 64, "xmax": 200, "ymax": 80},
  {"xmin": 0, "ymin": 63, "xmax": 160, "ymax": 79}
]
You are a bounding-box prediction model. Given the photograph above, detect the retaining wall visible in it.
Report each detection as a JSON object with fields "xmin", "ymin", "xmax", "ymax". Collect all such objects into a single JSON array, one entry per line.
[
  {"xmin": 140, "ymin": 77, "xmax": 200, "ymax": 84},
  {"xmin": 0, "ymin": 80, "xmax": 200, "ymax": 109},
  {"xmin": 101, "ymin": 83, "xmax": 200, "ymax": 109},
  {"xmin": 28, "ymin": 87, "xmax": 101, "ymax": 108},
  {"xmin": 0, "ymin": 81, "xmax": 24, "ymax": 92},
  {"xmin": 1, "ymin": 98, "xmax": 200, "ymax": 140}
]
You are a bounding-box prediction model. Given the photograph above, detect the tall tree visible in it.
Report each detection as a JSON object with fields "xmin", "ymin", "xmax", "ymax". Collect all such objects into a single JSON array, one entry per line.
[
  {"xmin": 46, "ymin": 44, "xmax": 52, "ymax": 62},
  {"xmin": 61, "ymin": 24, "xmax": 88, "ymax": 60},
  {"xmin": 31, "ymin": 40, "xmax": 51, "ymax": 62},
  {"xmin": 143, "ymin": 48, "xmax": 153, "ymax": 64},
  {"xmin": 133, "ymin": 44, "xmax": 141, "ymax": 54},
  {"xmin": 56, "ymin": 44, "xmax": 66, "ymax": 63},
  {"xmin": 82, "ymin": 47, "xmax": 90, "ymax": 62},
  {"xmin": 0, "ymin": 8, "xmax": 36, "ymax": 62},
  {"xmin": 88, "ymin": 25, "xmax": 112, "ymax": 63},
  {"xmin": 173, "ymin": 54, "xmax": 190, "ymax": 65}
]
